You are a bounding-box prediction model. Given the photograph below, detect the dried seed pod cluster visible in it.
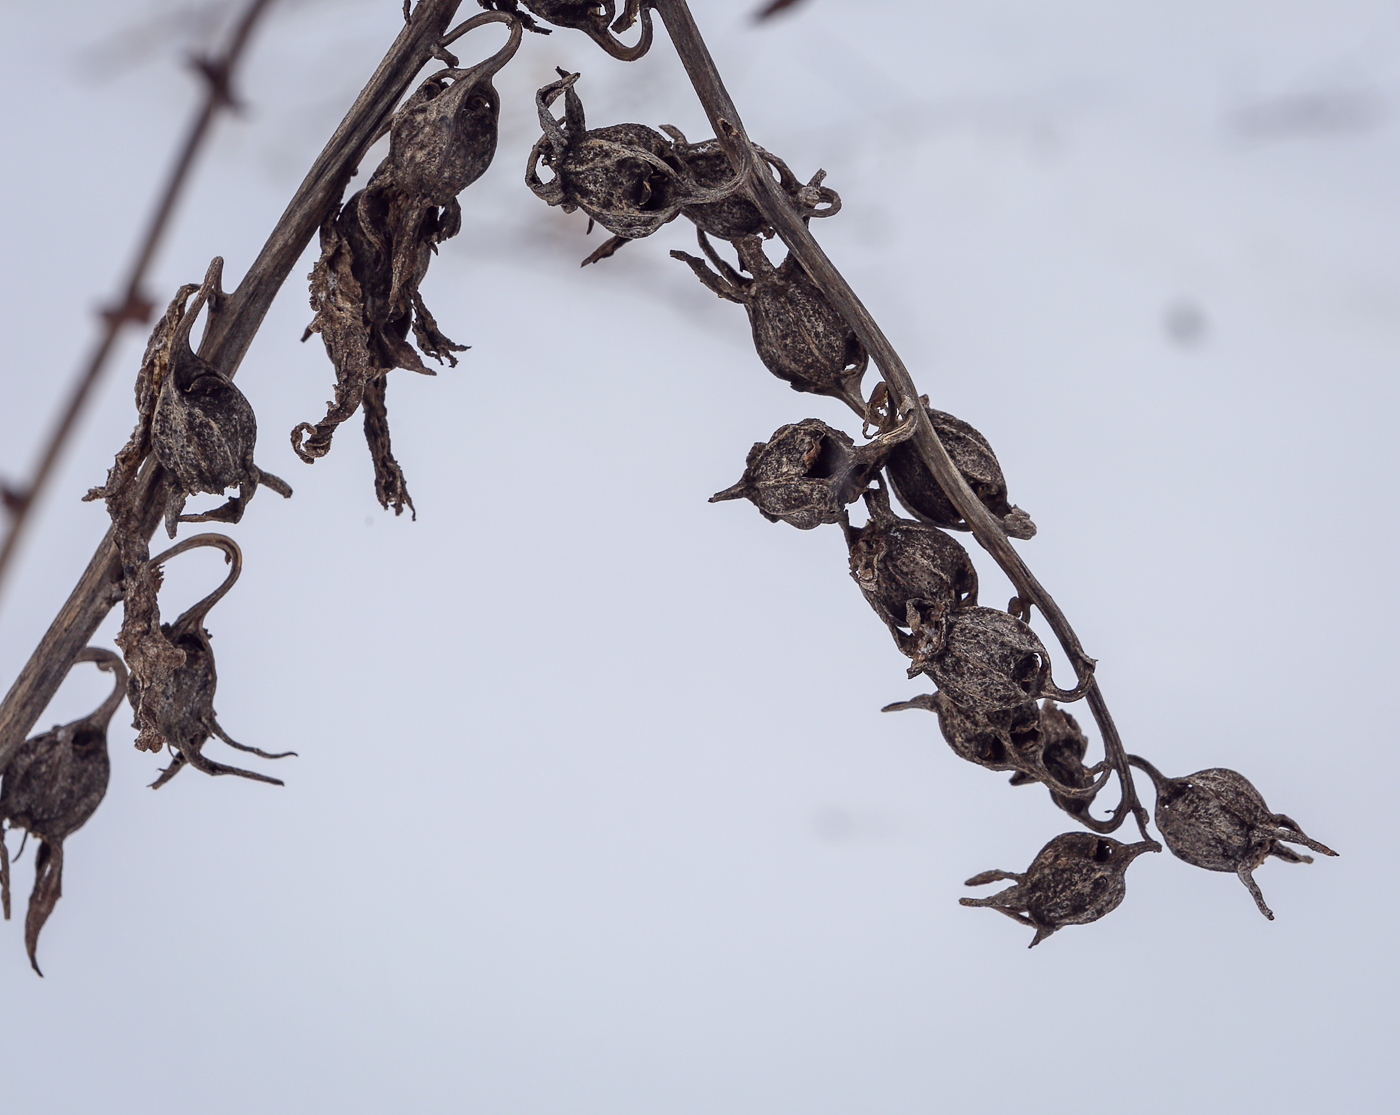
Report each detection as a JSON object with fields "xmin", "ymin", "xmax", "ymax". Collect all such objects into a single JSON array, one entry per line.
[{"xmin": 1, "ymin": 649, "xmax": 126, "ymax": 974}]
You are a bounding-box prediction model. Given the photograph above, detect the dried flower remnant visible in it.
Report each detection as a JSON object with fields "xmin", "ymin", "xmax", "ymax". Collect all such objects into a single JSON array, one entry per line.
[
  {"xmin": 709, "ymin": 419, "xmax": 883, "ymax": 529},
  {"xmin": 1127, "ymin": 756, "xmax": 1336, "ymax": 920},
  {"xmin": 961, "ymin": 831, "xmax": 1159, "ymax": 947},
  {"xmin": 127, "ymin": 534, "xmax": 295, "ymax": 789},
  {"xmin": 295, "ymin": 13, "xmax": 522, "ymax": 512},
  {"xmin": 882, "ymin": 692, "xmax": 1110, "ymax": 805},
  {"xmin": 527, "ymin": 71, "xmax": 742, "ymax": 264},
  {"xmin": 0, "ymin": 648, "xmax": 126, "ymax": 975},
  {"xmin": 871, "ymin": 389, "xmax": 1035, "ymax": 541},
  {"xmin": 671, "ymin": 231, "xmax": 868, "ymax": 411},
  {"xmin": 659, "ymin": 125, "xmax": 839, "ymax": 241},
  {"xmin": 86, "ymin": 258, "xmax": 292, "ymax": 540},
  {"xmin": 478, "ymin": 0, "xmax": 652, "ymax": 58},
  {"xmin": 843, "ymin": 483, "xmax": 978, "ymax": 656}
]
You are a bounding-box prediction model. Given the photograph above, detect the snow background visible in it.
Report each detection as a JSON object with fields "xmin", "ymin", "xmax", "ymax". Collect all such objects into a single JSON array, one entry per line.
[{"xmin": 0, "ymin": 0, "xmax": 1396, "ymax": 1111}]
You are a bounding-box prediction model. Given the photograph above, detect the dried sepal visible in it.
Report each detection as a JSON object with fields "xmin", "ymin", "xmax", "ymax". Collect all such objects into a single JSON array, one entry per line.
[
  {"xmin": 296, "ymin": 16, "xmax": 519, "ymax": 507},
  {"xmin": 1128, "ymin": 756, "xmax": 1337, "ymax": 920},
  {"xmin": 671, "ymin": 231, "xmax": 867, "ymax": 411},
  {"xmin": 0, "ymin": 647, "xmax": 126, "ymax": 975},
  {"xmin": 659, "ymin": 126, "xmax": 840, "ymax": 240},
  {"xmin": 960, "ymin": 831, "xmax": 1159, "ymax": 947},
  {"xmin": 871, "ymin": 389, "xmax": 1035, "ymax": 540},
  {"xmin": 843, "ymin": 483, "xmax": 978, "ymax": 651},
  {"xmin": 709, "ymin": 419, "xmax": 883, "ymax": 529},
  {"xmin": 125, "ymin": 534, "xmax": 294, "ymax": 788},
  {"xmin": 527, "ymin": 71, "xmax": 742, "ymax": 255}
]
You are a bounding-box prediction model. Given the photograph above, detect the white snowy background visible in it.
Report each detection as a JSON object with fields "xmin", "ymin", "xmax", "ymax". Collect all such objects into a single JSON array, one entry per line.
[{"xmin": 1, "ymin": 1, "xmax": 1396, "ymax": 1111}]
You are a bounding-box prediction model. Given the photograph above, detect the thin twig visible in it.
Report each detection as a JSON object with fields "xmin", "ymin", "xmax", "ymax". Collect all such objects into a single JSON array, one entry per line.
[
  {"xmin": 652, "ymin": 0, "xmax": 1149, "ymax": 835},
  {"xmin": 0, "ymin": 0, "xmax": 278, "ymax": 610},
  {"xmin": 0, "ymin": 0, "xmax": 469, "ymax": 772}
]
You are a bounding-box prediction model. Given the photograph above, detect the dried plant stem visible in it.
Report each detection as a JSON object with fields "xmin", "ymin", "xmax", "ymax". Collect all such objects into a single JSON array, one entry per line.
[
  {"xmin": 0, "ymin": 0, "xmax": 468, "ymax": 771},
  {"xmin": 652, "ymin": 0, "xmax": 1148, "ymax": 834},
  {"xmin": 0, "ymin": 0, "xmax": 278, "ymax": 609}
]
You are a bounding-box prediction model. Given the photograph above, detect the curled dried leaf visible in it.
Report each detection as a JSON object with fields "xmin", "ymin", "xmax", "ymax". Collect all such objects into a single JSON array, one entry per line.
[
  {"xmin": 1128, "ymin": 756, "xmax": 1337, "ymax": 920},
  {"xmin": 710, "ymin": 419, "xmax": 882, "ymax": 529},
  {"xmin": 0, "ymin": 648, "xmax": 126, "ymax": 975},
  {"xmin": 672, "ymin": 231, "xmax": 867, "ymax": 411},
  {"xmin": 960, "ymin": 831, "xmax": 1159, "ymax": 947},
  {"xmin": 874, "ymin": 391, "xmax": 1035, "ymax": 540}
]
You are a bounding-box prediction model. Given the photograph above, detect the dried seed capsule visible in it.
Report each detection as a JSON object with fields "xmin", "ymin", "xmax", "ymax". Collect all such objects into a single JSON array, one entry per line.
[
  {"xmin": 0, "ymin": 648, "xmax": 126, "ymax": 975},
  {"xmin": 149, "ymin": 259, "xmax": 291, "ymax": 538},
  {"xmin": 709, "ymin": 419, "xmax": 883, "ymax": 529},
  {"xmin": 844, "ymin": 483, "xmax": 978, "ymax": 647},
  {"xmin": 922, "ymin": 605, "xmax": 1050, "ymax": 712},
  {"xmin": 1127, "ymin": 756, "xmax": 1337, "ymax": 920},
  {"xmin": 672, "ymin": 231, "xmax": 868, "ymax": 411},
  {"xmin": 1008, "ymin": 701, "xmax": 1102, "ymax": 822},
  {"xmin": 527, "ymin": 71, "xmax": 733, "ymax": 254},
  {"xmin": 882, "ymin": 690, "xmax": 1040, "ymax": 771},
  {"xmin": 883, "ymin": 400, "xmax": 1035, "ymax": 540},
  {"xmin": 479, "ymin": 1, "xmax": 653, "ymax": 59},
  {"xmin": 960, "ymin": 831, "xmax": 1159, "ymax": 947},
  {"xmin": 659, "ymin": 126, "xmax": 840, "ymax": 240},
  {"xmin": 128, "ymin": 535, "xmax": 296, "ymax": 789}
]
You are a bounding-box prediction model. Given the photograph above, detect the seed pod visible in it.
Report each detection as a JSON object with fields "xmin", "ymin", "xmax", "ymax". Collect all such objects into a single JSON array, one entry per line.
[
  {"xmin": 921, "ymin": 605, "xmax": 1050, "ymax": 711},
  {"xmin": 709, "ymin": 419, "xmax": 883, "ymax": 529},
  {"xmin": 960, "ymin": 831, "xmax": 1159, "ymax": 947},
  {"xmin": 880, "ymin": 397, "xmax": 1035, "ymax": 540},
  {"xmin": 1127, "ymin": 756, "xmax": 1337, "ymax": 920},
  {"xmin": 0, "ymin": 648, "xmax": 126, "ymax": 975},
  {"xmin": 672, "ymin": 231, "xmax": 868, "ymax": 411},
  {"xmin": 150, "ymin": 258, "xmax": 292, "ymax": 538},
  {"xmin": 479, "ymin": 1, "xmax": 653, "ymax": 59},
  {"xmin": 844, "ymin": 483, "xmax": 977, "ymax": 649},
  {"xmin": 659, "ymin": 126, "xmax": 840, "ymax": 241},
  {"xmin": 127, "ymin": 535, "xmax": 295, "ymax": 789},
  {"xmin": 527, "ymin": 71, "xmax": 736, "ymax": 255},
  {"xmin": 1008, "ymin": 701, "xmax": 1102, "ymax": 822},
  {"xmin": 882, "ymin": 690, "xmax": 1040, "ymax": 771}
]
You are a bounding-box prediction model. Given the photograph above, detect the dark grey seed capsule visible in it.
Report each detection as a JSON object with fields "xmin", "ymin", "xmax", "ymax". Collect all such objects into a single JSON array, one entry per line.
[
  {"xmin": 960, "ymin": 831, "xmax": 1159, "ymax": 947},
  {"xmin": 923, "ymin": 606, "xmax": 1049, "ymax": 712}
]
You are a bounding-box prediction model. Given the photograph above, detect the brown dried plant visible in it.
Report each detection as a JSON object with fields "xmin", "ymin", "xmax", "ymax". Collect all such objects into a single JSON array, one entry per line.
[{"xmin": 0, "ymin": 0, "xmax": 1335, "ymax": 971}]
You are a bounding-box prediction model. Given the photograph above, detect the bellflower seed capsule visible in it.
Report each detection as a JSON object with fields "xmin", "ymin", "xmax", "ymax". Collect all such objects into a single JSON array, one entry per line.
[
  {"xmin": 922, "ymin": 605, "xmax": 1050, "ymax": 711},
  {"xmin": 527, "ymin": 71, "xmax": 739, "ymax": 258},
  {"xmin": 1008, "ymin": 701, "xmax": 1103, "ymax": 822},
  {"xmin": 960, "ymin": 831, "xmax": 1160, "ymax": 947},
  {"xmin": 130, "ymin": 536, "xmax": 296, "ymax": 790},
  {"xmin": 1127, "ymin": 756, "xmax": 1337, "ymax": 920},
  {"xmin": 148, "ymin": 258, "xmax": 291, "ymax": 538},
  {"xmin": 671, "ymin": 231, "xmax": 868, "ymax": 411},
  {"xmin": 880, "ymin": 397, "xmax": 1035, "ymax": 540},
  {"xmin": 709, "ymin": 419, "xmax": 883, "ymax": 529},
  {"xmin": 479, "ymin": 1, "xmax": 652, "ymax": 59},
  {"xmin": 843, "ymin": 483, "xmax": 978, "ymax": 648},
  {"xmin": 659, "ymin": 126, "xmax": 840, "ymax": 241},
  {"xmin": 882, "ymin": 690, "xmax": 1040, "ymax": 771},
  {"xmin": 0, "ymin": 648, "xmax": 126, "ymax": 975}
]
